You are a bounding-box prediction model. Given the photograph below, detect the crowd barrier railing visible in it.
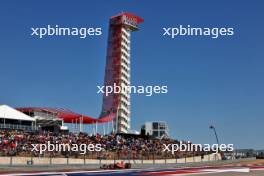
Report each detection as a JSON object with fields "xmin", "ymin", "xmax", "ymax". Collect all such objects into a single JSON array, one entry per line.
[{"xmin": 0, "ymin": 153, "xmax": 221, "ymax": 166}]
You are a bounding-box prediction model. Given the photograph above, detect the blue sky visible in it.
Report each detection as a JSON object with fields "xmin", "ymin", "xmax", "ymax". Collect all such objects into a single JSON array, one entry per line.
[{"xmin": 0, "ymin": 1, "xmax": 264, "ymax": 149}]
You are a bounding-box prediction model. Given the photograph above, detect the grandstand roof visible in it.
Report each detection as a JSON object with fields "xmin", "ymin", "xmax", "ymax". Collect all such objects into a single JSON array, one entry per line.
[
  {"xmin": 0, "ymin": 105, "xmax": 35, "ymax": 121},
  {"xmin": 16, "ymin": 107, "xmax": 114, "ymax": 124}
]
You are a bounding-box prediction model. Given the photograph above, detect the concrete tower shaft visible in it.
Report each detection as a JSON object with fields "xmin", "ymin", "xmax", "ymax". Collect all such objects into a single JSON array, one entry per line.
[{"xmin": 100, "ymin": 13, "xmax": 143, "ymax": 133}]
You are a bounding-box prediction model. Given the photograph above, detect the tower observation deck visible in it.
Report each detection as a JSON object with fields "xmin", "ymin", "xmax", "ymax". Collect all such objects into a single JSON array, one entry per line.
[{"xmin": 100, "ymin": 12, "xmax": 143, "ymax": 133}]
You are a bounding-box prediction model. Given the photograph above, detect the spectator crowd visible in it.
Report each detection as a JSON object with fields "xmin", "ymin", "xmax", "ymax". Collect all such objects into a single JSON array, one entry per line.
[{"xmin": 0, "ymin": 129, "xmax": 207, "ymax": 159}]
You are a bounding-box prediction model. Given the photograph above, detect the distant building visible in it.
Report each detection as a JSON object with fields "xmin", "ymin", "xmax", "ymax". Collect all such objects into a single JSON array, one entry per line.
[
  {"xmin": 256, "ymin": 150, "xmax": 264, "ymax": 155},
  {"xmin": 16, "ymin": 107, "xmax": 67, "ymax": 132},
  {"xmin": 141, "ymin": 121, "xmax": 169, "ymax": 138},
  {"xmin": 256, "ymin": 150, "xmax": 264, "ymax": 159},
  {"xmin": 234, "ymin": 149, "xmax": 256, "ymax": 158}
]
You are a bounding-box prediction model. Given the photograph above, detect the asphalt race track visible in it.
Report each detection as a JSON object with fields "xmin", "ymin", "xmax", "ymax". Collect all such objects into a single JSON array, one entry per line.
[
  {"xmin": 3, "ymin": 165, "xmax": 264, "ymax": 176},
  {"xmin": 196, "ymin": 171, "xmax": 264, "ymax": 176}
]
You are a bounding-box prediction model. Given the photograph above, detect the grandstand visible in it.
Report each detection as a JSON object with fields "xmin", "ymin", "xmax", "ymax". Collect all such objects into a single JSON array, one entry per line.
[
  {"xmin": 16, "ymin": 107, "xmax": 115, "ymax": 133},
  {"xmin": 0, "ymin": 104, "xmax": 115, "ymax": 133},
  {"xmin": 0, "ymin": 128, "xmax": 208, "ymax": 160},
  {"xmin": 0, "ymin": 106, "xmax": 208, "ymax": 160}
]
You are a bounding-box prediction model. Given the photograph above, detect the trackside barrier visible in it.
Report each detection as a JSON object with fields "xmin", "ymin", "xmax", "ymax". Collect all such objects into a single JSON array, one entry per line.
[{"xmin": 0, "ymin": 154, "xmax": 221, "ymax": 166}]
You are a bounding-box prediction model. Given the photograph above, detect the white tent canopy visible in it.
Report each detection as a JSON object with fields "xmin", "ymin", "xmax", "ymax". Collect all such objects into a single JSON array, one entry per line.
[{"xmin": 0, "ymin": 105, "xmax": 35, "ymax": 122}]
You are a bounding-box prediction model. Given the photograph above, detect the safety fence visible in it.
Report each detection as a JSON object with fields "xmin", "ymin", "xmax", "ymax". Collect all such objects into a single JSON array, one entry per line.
[
  {"xmin": 0, "ymin": 123, "xmax": 37, "ymax": 131},
  {"xmin": 0, "ymin": 153, "xmax": 221, "ymax": 166}
]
